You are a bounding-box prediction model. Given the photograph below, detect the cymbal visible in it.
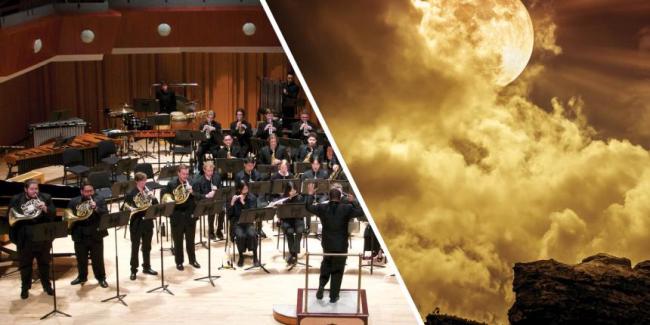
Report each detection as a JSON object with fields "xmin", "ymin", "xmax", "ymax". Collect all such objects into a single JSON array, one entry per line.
[{"xmin": 108, "ymin": 107, "xmax": 135, "ymax": 117}]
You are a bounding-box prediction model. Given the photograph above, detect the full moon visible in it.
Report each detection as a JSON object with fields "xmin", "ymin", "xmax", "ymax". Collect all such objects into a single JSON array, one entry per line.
[{"xmin": 413, "ymin": 0, "xmax": 534, "ymax": 86}]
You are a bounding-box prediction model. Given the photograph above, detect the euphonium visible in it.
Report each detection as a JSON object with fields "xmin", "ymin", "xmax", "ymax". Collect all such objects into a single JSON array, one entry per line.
[
  {"xmin": 63, "ymin": 197, "xmax": 94, "ymax": 229},
  {"xmin": 123, "ymin": 186, "xmax": 154, "ymax": 217},
  {"xmin": 162, "ymin": 180, "xmax": 191, "ymax": 204},
  {"xmin": 8, "ymin": 197, "xmax": 44, "ymax": 226}
]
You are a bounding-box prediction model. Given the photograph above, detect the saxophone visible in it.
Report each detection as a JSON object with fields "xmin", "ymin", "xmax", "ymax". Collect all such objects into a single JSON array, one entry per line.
[
  {"xmin": 162, "ymin": 180, "xmax": 191, "ymax": 204},
  {"xmin": 303, "ymin": 148, "xmax": 313, "ymax": 163},
  {"xmin": 328, "ymin": 166, "xmax": 342, "ymax": 180},
  {"xmin": 123, "ymin": 187, "xmax": 154, "ymax": 217},
  {"xmin": 8, "ymin": 197, "xmax": 44, "ymax": 226},
  {"xmin": 63, "ymin": 197, "xmax": 94, "ymax": 229},
  {"xmin": 226, "ymin": 146, "xmax": 232, "ymax": 159},
  {"xmin": 237, "ymin": 120, "xmax": 245, "ymax": 134}
]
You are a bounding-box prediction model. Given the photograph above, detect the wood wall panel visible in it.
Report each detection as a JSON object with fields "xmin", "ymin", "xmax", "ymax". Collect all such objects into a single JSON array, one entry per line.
[{"xmin": 0, "ymin": 52, "xmax": 300, "ymax": 146}]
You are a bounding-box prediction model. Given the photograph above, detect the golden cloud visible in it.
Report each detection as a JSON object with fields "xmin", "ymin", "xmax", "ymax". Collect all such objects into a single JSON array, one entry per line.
[{"xmin": 304, "ymin": 1, "xmax": 650, "ymax": 323}]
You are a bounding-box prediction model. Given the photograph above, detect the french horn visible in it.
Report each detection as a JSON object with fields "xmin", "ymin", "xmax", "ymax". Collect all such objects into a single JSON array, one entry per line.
[
  {"xmin": 63, "ymin": 197, "xmax": 95, "ymax": 229},
  {"xmin": 162, "ymin": 180, "xmax": 191, "ymax": 205},
  {"xmin": 123, "ymin": 187, "xmax": 154, "ymax": 217},
  {"xmin": 8, "ymin": 198, "xmax": 44, "ymax": 226}
]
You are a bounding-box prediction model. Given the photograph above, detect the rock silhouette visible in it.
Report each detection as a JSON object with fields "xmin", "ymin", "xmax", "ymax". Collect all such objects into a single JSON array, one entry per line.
[{"xmin": 509, "ymin": 253, "xmax": 650, "ymax": 324}]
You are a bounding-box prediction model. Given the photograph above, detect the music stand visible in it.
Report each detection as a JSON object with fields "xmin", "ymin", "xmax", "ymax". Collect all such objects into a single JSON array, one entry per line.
[
  {"xmin": 188, "ymin": 131, "xmax": 207, "ymax": 172},
  {"xmin": 111, "ymin": 180, "xmax": 135, "ymax": 239},
  {"xmin": 271, "ymin": 179, "xmax": 301, "ymax": 195},
  {"xmin": 248, "ymin": 181, "xmax": 272, "ymax": 197},
  {"xmin": 277, "ymin": 203, "xmax": 313, "ymax": 271},
  {"xmin": 32, "ymin": 222, "xmax": 70, "ymax": 320},
  {"xmin": 99, "ymin": 211, "xmax": 130, "ymax": 306},
  {"xmin": 300, "ymin": 179, "xmax": 330, "ymax": 194},
  {"xmin": 193, "ymin": 198, "xmax": 224, "ymax": 286},
  {"xmin": 147, "ymin": 114, "xmax": 172, "ymax": 165},
  {"xmin": 145, "ymin": 202, "xmax": 175, "ymax": 295},
  {"xmin": 240, "ymin": 207, "xmax": 275, "ymax": 273}
]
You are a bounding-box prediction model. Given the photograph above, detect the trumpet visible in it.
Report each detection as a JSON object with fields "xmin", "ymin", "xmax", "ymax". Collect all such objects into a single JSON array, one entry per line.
[
  {"xmin": 8, "ymin": 197, "xmax": 44, "ymax": 226},
  {"xmin": 63, "ymin": 197, "xmax": 94, "ymax": 229}
]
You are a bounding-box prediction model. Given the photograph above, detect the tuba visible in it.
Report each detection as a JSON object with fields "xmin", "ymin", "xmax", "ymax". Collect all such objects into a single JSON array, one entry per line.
[
  {"xmin": 123, "ymin": 187, "xmax": 154, "ymax": 217},
  {"xmin": 162, "ymin": 180, "xmax": 191, "ymax": 204},
  {"xmin": 8, "ymin": 198, "xmax": 44, "ymax": 226},
  {"xmin": 63, "ymin": 197, "xmax": 94, "ymax": 229}
]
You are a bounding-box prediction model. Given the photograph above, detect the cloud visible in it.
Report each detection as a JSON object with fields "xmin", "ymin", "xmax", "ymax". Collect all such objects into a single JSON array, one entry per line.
[{"xmin": 269, "ymin": 0, "xmax": 650, "ymax": 323}]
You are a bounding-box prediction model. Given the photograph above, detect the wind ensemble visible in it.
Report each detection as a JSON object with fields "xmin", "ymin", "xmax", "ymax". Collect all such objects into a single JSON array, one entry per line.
[{"xmin": 1, "ymin": 102, "xmax": 380, "ymax": 307}]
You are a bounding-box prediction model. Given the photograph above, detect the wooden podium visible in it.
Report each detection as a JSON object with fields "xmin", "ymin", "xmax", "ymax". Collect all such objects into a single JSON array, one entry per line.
[{"xmin": 273, "ymin": 253, "xmax": 369, "ymax": 325}]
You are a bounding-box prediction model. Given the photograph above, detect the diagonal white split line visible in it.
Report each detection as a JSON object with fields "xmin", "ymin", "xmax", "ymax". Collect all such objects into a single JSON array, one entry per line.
[{"xmin": 260, "ymin": 1, "xmax": 425, "ymax": 324}]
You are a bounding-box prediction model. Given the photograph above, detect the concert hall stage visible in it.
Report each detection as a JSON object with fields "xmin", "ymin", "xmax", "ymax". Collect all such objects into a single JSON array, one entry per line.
[{"xmin": 0, "ymin": 147, "xmax": 415, "ymax": 325}]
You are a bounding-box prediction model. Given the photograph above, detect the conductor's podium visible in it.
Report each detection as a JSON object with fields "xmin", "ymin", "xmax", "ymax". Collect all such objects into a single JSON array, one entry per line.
[{"xmin": 273, "ymin": 253, "xmax": 369, "ymax": 325}]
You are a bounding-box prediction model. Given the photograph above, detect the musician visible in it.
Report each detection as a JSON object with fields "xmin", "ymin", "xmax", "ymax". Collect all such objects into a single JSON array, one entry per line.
[
  {"xmin": 192, "ymin": 161, "xmax": 224, "ymax": 240},
  {"xmin": 295, "ymin": 132, "xmax": 324, "ymax": 163},
  {"xmin": 126, "ymin": 172, "xmax": 158, "ymax": 281},
  {"xmin": 291, "ymin": 110, "xmax": 316, "ymax": 142},
  {"xmin": 257, "ymin": 134, "xmax": 290, "ymax": 166},
  {"xmin": 305, "ymin": 183, "xmax": 364, "ymax": 303},
  {"xmin": 155, "ymin": 81, "xmax": 176, "ymax": 114},
  {"xmin": 364, "ymin": 224, "xmax": 385, "ymax": 264},
  {"xmin": 69, "ymin": 182, "xmax": 109, "ymax": 288},
  {"xmin": 301, "ymin": 157, "xmax": 329, "ymax": 181},
  {"xmin": 227, "ymin": 181, "xmax": 258, "ymax": 267},
  {"xmin": 282, "ymin": 73, "xmax": 301, "ymax": 119},
  {"xmin": 215, "ymin": 134, "xmax": 242, "ymax": 159},
  {"xmin": 234, "ymin": 157, "xmax": 262, "ymax": 185},
  {"xmin": 270, "ymin": 160, "xmax": 293, "ymax": 180},
  {"xmin": 163, "ymin": 164, "xmax": 200, "ymax": 270},
  {"xmin": 197, "ymin": 110, "xmax": 222, "ymax": 174},
  {"xmin": 8, "ymin": 180, "xmax": 55, "ymax": 299},
  {"xmin": 257, "ymin": 108, "xmax": 281, "ymax": 140},
  {"xmin": 230, "ymin": 108, "xmax": 252, "ymax": 155},
  {"xmin": 275, "ymin": 182, "xmax": 304, "ymax": 265}
]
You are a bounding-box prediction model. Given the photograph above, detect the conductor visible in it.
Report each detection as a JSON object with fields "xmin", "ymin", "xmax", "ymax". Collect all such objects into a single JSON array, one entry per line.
[{"xmin": 304, "ymin": 183, "xmax": 364, "ymax": 303}]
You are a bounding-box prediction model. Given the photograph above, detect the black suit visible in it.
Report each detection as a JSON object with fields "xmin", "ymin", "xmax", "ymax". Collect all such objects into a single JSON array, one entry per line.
[
  {"xmin": 197, "ymin": 120, "xmax": 223, "ymax": 173},
  {"xmin": 214, "ymin": 145, "xmax": 242, "ymax": 159},
  {"xmin": 257, "ymin": 145, "xmax": 290, "ymax": 165},
  {"xmin": 230, "ymin": 120, "xmax": 252, "ymax": 155},
  {"xmin": 155, "ymin": 89, "xmax": 176, "ymax": 114},
  {"xmin": 279, "ymin": 195, "xmax": 305, "ymax": 256},
  {"xmin": 234, "ymin": 169, "xmax": 262, "ymax": 185},
  {"xmin": 291, "ymin": 120, "xmax": 316, "ymax": 142},
  {"xmin": 301, "ymin": 168, "xmax": 329, "ymax": 181},
  {"xmin": 227, "ymin": 193, "xmax": 258, "ymax": 255},
  {"xmin": 282, "ymin": 82, "xmax": 300, "ymax": 118},
  {"xmin": 125, "ymin": 188, "xmax": 158, "ymax": 273},
  {"xmin": 192, "ymin": 174, "xmax": 223, "ymax": 237},
  {"xmin": 163, "ymin": 177, "xmax": 196, "ymax": 265},
  {"xmin": 8, "ymin": 193, "xmax": 56, "ymax": 290},
  {"xmin": 295, "ymin": 145, "xmax": 325, "ymax": 163},
  {"xmin": 69, "ymin": 195, "xmax": 109, "ymax": 281},
  {"xmin": 256, "ymin": 120, "xmax": 281, "ymax": 140},
  {"xmin": 305, "ymin": 195, "xmax": 364, "ymax": 299}
]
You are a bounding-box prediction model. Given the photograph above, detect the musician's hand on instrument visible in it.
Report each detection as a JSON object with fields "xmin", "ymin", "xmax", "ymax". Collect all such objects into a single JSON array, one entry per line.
[
  {"xmin": 206, "ymin": 191, "xmax": 215, "ymax": 199},
  {"xmin": 231, "ymin": 195, "xmax": 239, "ymax": 206},
  {"xmin": 90, "ymin": 201, "xmax": 97, "ymax": 209},
  {"xmin": 332, "ymin": 164, "xmax": 340, "ymax": 172},
  {"xmin": 38, "ymin": 202, "xmax": 47, "ymax": 211}
]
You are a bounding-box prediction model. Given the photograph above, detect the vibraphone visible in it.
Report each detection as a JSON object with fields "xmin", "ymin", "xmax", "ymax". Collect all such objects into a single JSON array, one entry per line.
[
  {"xmin": 29, "ymin": 118, "xmax": 87, "ymax": 146},
  {"xmin": 4, "ymin": 133, "xmax": 116, "ymax": 177}
]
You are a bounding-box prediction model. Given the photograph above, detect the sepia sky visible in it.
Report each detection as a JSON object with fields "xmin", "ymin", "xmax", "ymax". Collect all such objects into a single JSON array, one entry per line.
[{"xmin": 268, "ymin": 0, "xmax": 650, "ymax": 323}]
